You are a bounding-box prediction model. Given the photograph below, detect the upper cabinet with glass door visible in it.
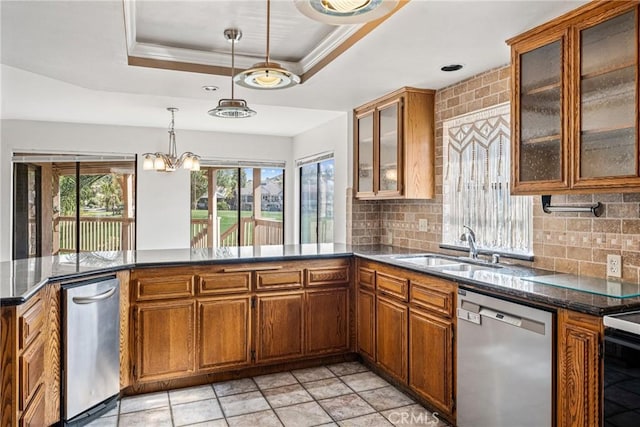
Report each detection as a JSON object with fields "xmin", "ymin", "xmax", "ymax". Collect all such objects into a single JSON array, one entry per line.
[
  {"xmin": 508, "ymin": 1, "xmax": 640, "ymax": 195},
  {"xmin": 354, "ymin": 87, "xmax": 435, "ymax": 200}
]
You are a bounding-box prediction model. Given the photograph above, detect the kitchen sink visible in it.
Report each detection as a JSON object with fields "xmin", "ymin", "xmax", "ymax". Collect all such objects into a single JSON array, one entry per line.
[
  {"xmin": 436, "ymin": 263, "xmax": 490, "ymax": 273},
  {"xmin": 391, "ymin": 255, "xmax": 460, "ymax": 267},
  {"xmin": 390, "ymin": 253, "xmax": 502, "ymax": 271}
]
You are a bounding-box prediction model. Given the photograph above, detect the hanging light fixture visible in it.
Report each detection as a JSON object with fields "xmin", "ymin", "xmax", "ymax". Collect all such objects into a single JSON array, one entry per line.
[
  {"xmin": 234, "ymin": 0, "xmax": 300, "ymax": 90},
  {"xmin": 142, "ymin": 108, "xmax": 200, "ymax": 172},
  {"xmin": 209, "ymin": 29, "xmax": 257, "ymax": 118},
  {"xmin": 294, "ymin": 0, "xmax": 398, "ymax": 25}
]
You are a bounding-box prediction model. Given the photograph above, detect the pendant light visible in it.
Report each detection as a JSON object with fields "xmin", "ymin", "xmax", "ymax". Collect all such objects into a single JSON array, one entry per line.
[
  {"xmin": 142, "ymin": 108, "xmax": 200, "ymax": 172},
  {"xmin": 234, "ymin": 0, "xmax": 300, "ymax": 90},
  {"xmin": 209, "ymin": 29, "xmax": 257, "ymax": 118},
  {"xmin": 294, "ymin": 0, "xmax": 398, "ymax": 25}
]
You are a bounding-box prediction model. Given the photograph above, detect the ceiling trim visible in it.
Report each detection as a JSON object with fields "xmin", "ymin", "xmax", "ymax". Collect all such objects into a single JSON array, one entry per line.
[{"xmin": 124, "ymin": 0, "xmax": 411, "ymax": 83}]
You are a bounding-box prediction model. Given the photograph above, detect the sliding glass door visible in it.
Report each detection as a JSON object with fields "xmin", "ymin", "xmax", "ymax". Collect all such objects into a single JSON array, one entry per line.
[
  {"xmin": 191, "ymin": 165, "xmax": 284, "ymax": 248},
  {"xmin": 12, "ymin": 154, "xmax": 136, "ymax": 260}
]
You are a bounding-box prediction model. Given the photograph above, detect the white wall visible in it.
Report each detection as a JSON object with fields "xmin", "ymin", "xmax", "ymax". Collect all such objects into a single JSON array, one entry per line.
[
  {"xmin": 292, "ymin": 114, "xmax": 349, "ymax": 243},
  {"xmin": 0, "ymin": 119, "xmax": 295, "ymax": 260}
]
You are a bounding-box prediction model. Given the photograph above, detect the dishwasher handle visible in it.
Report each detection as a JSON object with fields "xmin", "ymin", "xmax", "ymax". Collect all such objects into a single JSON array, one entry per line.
[
  {"xmin": 479, "ymin": 307, "xmax": 522, "ymax": 327},
  {"xmin": 72, "ymin": 287, "xmax": 117, "ymax": 304}
]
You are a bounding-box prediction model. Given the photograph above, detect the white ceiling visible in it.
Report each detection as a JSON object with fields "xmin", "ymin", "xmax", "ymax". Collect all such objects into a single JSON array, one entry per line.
[{"xmin": 1, "ymin": 0, "xmax": 588, "ymax": 137}]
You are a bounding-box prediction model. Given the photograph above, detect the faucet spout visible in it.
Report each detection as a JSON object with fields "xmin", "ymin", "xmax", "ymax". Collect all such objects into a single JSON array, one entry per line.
[{"xmin": 460, "ymin": 225, "xmax": 478, "ymax": 259}]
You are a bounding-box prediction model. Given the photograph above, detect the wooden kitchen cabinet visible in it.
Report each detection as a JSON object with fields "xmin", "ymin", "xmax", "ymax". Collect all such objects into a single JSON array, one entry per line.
[
  {"xmin": 557, "ymin": 309, "xmax": 602, "ymax": 427},
  {"xmin": 354, "ymin": 87, "xmax": 435, "ymax": 200},
  {"xmin": 408, "ymin": 276, "xmax": 456, "ymax": 418},
  {"xmin": 509, "ymin": 1, "xmax": 640, "ymax": 194},
  {"xmin": 409, "ymin": 308, "xmax": 454, "ymax": 416},
  {"xmin": 255, "ymin": 292, "xmax": 305, "ymax": 363},
  {"xmin": 357, "ymin": 287, "xmax": 376, "ymax": 361},
  {"xmin": 356, "ymin": 258, "xmax": 457, "ymax": 423},
  {"xmin": 376, "ymin": 294, "xmax": 408, "ymax": 382},
  {"xmin": 198, "ymin": 296, "xmax": 251, "ymax": 371},
  {"xmin": 134, "ymin": 300, "xmax": 196, "ymax": 382},
  {"xmin": 306, "ymin": 288, "xmax": 349, "ymax": 355}
]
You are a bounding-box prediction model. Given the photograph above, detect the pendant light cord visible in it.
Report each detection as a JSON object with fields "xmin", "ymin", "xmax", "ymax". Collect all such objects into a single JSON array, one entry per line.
[
  {"xmin": 265, "ymin": 0, "xmax": 271, "ymax": 63},
  {"xmin": 231, "ymin": 34, "xmax": 236, "ymax": 99}
]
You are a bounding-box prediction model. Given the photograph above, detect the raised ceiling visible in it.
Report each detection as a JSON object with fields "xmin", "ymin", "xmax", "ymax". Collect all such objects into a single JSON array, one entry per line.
[{"xmin": 1, "ymin": 0, "xmax": 589, "ymax": 136}]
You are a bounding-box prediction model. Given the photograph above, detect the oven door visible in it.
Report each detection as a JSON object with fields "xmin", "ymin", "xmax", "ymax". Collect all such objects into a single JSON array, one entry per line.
[{"xmin": 604, "ymin": 328, "xmax": 640, "ymax": 426}]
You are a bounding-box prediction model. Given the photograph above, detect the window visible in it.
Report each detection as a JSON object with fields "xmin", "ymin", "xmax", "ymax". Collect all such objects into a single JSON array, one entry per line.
[
  {"xmin": 12, "ymin": 153, "xmax": 136, "ymax": 259},
  {"xmin": 190, "ymin": 161, "xmax": 285, "ymax": 248},
  {"xmin": 299, "ymin": 155, "xmax": 334, "ymax": 244},
  {"xmin": 442, "ymin": 104, "xmax": 533, "ymax": 256}
]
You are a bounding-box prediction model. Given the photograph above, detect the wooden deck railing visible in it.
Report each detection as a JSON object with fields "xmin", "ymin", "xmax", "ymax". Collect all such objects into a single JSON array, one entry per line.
[
  {"xmin": 55, "ymin": 216, "xmax": 135, "ymax": 253},
  {"xmin": 192, "ymin": 217, "xmax": 283, "ymax": 248}
]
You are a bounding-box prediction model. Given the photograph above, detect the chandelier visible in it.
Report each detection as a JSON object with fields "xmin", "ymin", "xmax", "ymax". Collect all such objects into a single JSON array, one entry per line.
[
  {"xmin": 142, "ymin": 108, "xmax": 200, "ymax": 172},
  {"xmin": 234, "ymin": 0, "xmax": 300, "ymax": 90}
]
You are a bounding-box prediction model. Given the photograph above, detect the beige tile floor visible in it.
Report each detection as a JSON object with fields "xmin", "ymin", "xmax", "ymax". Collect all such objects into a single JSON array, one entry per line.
[{"xmin": 87, "ymin": 362, "xmax": 449, "ymax": 427}]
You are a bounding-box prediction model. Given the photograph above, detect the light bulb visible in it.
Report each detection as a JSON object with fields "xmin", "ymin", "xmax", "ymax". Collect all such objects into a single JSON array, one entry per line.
[
  {"xmin": 154, "ymin": 157, "xmax": 166, "ymax": 171},
  {"xmin": 142, "ymin": 156, "xmax": 154, "ymax": 170},
  {"xmin": 254, "ymin": 72, "xmax": 282, "ymax": 88},
  {"xmin": 182, "ymin": 156, "xmax": 193, "ymax": 170},
  {"xmin": 322, "ymin": 0, "xmax": 371, "ymax": 12},
  {"xmin": 191, "ymin": 158, "xmax": 200, "ymax": 171}
]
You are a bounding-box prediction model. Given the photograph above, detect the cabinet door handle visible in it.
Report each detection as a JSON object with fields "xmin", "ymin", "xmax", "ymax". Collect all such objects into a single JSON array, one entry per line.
[{"xmin": 223, "ymin": 266, "xmax": 284, "ymax": 273}]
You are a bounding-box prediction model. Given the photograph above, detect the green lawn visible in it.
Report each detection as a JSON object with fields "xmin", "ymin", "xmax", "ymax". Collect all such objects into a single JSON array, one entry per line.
[{"xmin": 191, "ymin": 209, "xmax": 283, "ymax": 235}]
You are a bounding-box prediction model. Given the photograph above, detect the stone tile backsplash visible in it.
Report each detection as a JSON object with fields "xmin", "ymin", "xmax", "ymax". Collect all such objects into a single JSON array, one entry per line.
[{"xmin": 349, "ymin": 65, "xmax": 640, "ymax": 283}]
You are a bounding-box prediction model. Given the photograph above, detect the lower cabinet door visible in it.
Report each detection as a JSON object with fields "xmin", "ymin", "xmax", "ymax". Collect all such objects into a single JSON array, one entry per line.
[
  {"xmin": 135, "ymin": 300, "xmax": 196, "ymax": 382},
  {"xmin": 256, "ymin": 292, "xmax": 304, "ymax": 363},
  {"xmin": 409, "ymin": 308, "xmax": 454, "ymax": 417},
  {"xmin": 20, "ymin": 386, "xmax": 45, "ymax": 427},
  {"xmin": 198, "ymin": 296, "xmax": 251, "ymax": 370},
  {"xmin": 306, "ymin": 288, "xmax": 349, "ymax": 355},
  {"xmin": 376, "ymin": 295, "xmax": 408, "ymax": 382},
  {"xmin": 357, "ymin": 288, "xmax": 376, "ymax": 361}
]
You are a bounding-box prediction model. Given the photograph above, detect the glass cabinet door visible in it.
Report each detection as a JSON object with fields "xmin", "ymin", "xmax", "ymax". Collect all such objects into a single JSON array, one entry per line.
[
  {"xmin": 517, "ymin": 36, "xmax": 566, "ymax": 189},
  {"xmin": 377, "ymin": 100, "xmax": 401, "ymax": 195},
  {"xmin": 356, "ymin": 111, "xmax": 374, "ymax": 195},
  {"xmin": 576, "ymin": 9, "xmax": 637, "ymax": 183}
]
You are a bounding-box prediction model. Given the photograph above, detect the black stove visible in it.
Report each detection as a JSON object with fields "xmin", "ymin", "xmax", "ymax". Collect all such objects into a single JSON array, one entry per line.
[{"xmin": 603, "ymin": 312, "xmax": 640, "ymax": 426}]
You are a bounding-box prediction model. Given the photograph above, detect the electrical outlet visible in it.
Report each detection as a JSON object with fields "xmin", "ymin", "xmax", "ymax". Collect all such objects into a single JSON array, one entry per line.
[
  {"xmin": 607, "ymin": 254, "xmax": 622, "ymax": 278},
  {"xmin": 418, "ymin": 219, "xmax": 429, "ymax": 232}
]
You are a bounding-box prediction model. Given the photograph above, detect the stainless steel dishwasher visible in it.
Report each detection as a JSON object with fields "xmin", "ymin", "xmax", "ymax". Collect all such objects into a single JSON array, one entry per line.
[
  {"xmin": 456, "ymin": 289, "xmax": 553, "ymax": 427},
  {"xmin": 63, "ymin": 276, "xmax": 120, "ymax": 425}
]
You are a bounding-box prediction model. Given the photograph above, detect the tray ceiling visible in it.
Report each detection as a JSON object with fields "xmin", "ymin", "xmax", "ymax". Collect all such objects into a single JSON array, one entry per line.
[{"xmin": 124, "ymin": 0, "xmax": 398, "ymax": 80}]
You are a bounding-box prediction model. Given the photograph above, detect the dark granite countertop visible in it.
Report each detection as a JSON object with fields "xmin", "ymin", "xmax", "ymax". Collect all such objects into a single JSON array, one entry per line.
[
  {"xmin": 0, "ymin": 244, "xmax": 352, "ymax": 306},
  {"xmin": 3, "ymin": 244, "xmax": 640, "ymax": 316},
  {"xmin": 353, "ymin": 245, "xmax": 640, "ymax": 316}
]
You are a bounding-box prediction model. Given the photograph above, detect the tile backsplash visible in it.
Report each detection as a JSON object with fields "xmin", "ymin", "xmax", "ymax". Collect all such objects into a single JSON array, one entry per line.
[{"xmin": 349, "ymin": 65, "xmax": 640, "ymax": 283}]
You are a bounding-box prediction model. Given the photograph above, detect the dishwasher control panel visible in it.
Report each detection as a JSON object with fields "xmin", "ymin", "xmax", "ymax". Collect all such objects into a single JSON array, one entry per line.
[{"xmin": 457, "ymin": 307, "xmax": 481, "ymax": 325}]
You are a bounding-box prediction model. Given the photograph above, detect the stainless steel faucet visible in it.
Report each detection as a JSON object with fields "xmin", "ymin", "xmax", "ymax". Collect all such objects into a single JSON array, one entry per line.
[{"xmin": 460, "ymin": 225, "xmax": 478, "ymax": 259}]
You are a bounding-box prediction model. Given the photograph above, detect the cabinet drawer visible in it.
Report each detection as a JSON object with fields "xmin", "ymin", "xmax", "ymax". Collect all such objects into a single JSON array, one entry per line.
[
  {"xmin": 134, "ymin": 274, "xmax": 195, "ymax": 301},
  {"xmin": 198, "ymin": 272, "xmax": 251, "ymax": 295},
  {"xmin": 18, "ymin": 297, "xmax": 44, "ymax": 351},
  {"xmin": 256, "ymin": 269, "xmax": 303, "ymax": 290},
  {"xmin": 20, "ymin": 337, "xmax": 44, "ymax": 411},
  {"xmin": 19, "ymin": 385, "xmax": 45, "ymax": 427},
  {"xmin": 377, "ymin": 272, "xmax": 408, "ymax": 301},
  {"xmin": 306, "ymin": 265, "xmax": 350, "ymax": 287},
  {"xmin": 358, "ymin": 267, "xmax": 376, "ymax": 290},
  {"xmin": 411, "ymin": 280, "xmax": 454, "ymax": 319}
]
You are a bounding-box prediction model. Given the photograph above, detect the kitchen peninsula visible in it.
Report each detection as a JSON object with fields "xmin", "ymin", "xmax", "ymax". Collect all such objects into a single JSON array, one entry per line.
[{"xmin": 3, "ymin": 244, "xmax": 639, "ymax": 426}]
